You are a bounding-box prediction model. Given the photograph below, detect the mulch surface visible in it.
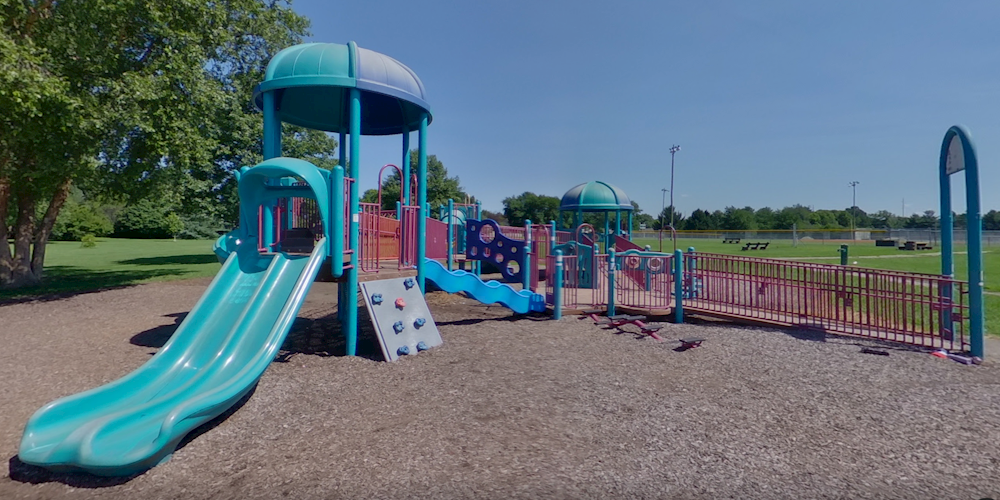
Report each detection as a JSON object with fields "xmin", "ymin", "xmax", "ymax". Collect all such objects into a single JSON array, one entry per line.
[{"xmin": 1, "ymin": 279, "xmax": 999, "ymax": 499}]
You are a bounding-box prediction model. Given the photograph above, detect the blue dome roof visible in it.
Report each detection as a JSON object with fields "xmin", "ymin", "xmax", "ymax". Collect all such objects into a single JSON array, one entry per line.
[{"xmin": 253, "ymin": 42, "xmax": 431, "ymax": 135}]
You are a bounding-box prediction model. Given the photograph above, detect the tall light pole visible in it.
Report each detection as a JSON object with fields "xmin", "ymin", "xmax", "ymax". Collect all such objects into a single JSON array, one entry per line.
[
  {"xmin": 669, "ymin": 145, "xmax": 681, "ymax": 230},
  {"xmin": 659, "ymin": 187, "xmax": 668, "ymax": 251},
  {"xmin": 849, "ymin": 180, "xmax": 860, "ymax": 240}
]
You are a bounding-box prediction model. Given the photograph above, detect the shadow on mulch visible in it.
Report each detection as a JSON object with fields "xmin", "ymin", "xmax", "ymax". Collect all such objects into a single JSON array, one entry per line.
[
  {"xmin": 0, "ymin": 267, "xmax": 186, "ymax": 306},
  {"xmin": 131, "ymin": 313, "xmax": 187, "ymax": 348},
  {"xmin": 117, "ymin": 255, "xmax": 219, "ymax": 266},
  {"xmin": 6, "ymin": 386, "xmax": 257, "ymax": 487}
]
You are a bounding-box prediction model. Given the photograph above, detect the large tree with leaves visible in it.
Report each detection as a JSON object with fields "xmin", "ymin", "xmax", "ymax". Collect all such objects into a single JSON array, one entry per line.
[{"xmin": 0, "ymin": 0, "xmax": 330, "ymax": 288}]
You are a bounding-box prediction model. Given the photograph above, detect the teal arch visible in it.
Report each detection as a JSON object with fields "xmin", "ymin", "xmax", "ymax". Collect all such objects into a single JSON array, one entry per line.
[{"xmin": 939, "ymin": 125, "xmax": 984, "ymax": 358}]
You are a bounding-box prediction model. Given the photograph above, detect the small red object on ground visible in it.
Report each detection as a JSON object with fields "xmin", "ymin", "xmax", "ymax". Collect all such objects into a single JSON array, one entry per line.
[{"xmin": 395, "ymin": 297, "xmax": 406, "ymax": 309}]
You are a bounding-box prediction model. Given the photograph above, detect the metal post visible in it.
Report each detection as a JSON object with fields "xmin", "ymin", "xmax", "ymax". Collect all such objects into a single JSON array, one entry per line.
[
  {"xmin": 402, "ymin": 126, "xmax": 410, "ymax": 206},
  {"xmin": 416, "ymin": 113, "xmax": 428, "ymax": 292},
  {"xmin": 550, "ymin": 220, "xmax": 557, "ymax": 254},
  {"xmin": 659, "ymin": 188, "xmax": 667, "ymax": 252},
  {"xmin": 331, "ymin": 166, "xmax": 345, "ymax": 277},
  {"xmin": 669, "ymin": 144, "xmax": 680, "ymax": 230},
  {"xmin": 849, "ymin": 181, "xmax": 860, "ymax": 240},
  {"xmin": 523, "ymin": 219, "xmax": 532, "ymax": 291},
  {"xmin": 607, "ymin": 249, "xmax": 616, "ymax": 317},
  {"xmin": 345, "ymin": 88, "xmax": 362, "ymax": 357},
  {"xmin": 687, "ymin": 246, "xmax": 697, "ymax": 299},
  {"xmin": 553, "ymin": 250, "xmax": 564, "ymax": 320},
  {"xmin": 447, "ymin": 199, "xmax": 454, "ymax": 271},
  {"xmin": 673, "ymin": 249, "xmax": 684, "ymax": 324}
]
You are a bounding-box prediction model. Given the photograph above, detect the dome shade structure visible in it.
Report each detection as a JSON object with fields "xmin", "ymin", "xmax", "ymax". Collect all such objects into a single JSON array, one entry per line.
[
  {"xmin": 253, "ymin": 41, "xmax": 433, "ymax": 358},
  {"xmin": 253, "ymin": 42, "xmax": 432, "ymax": 135},
  {"xmin": 558, "ymin": 181, "xmax": 636, "ymax": 252},
  {"xmin": 559, "ymin": 181, "xmax": 634, "ymax": 212}
]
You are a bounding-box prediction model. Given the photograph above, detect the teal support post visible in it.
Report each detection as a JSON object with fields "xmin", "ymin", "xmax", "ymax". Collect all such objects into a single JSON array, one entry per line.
[
  {"xmin": 339, "ymin": 132, "xmax": 346, "ymax": 171},
  {"xmin": 674, "ymin": 249, "xmax": 684, "ymax": 323},
  {"xmin": 475, "ymin": 201, "xmax": 482, "ymax": 276},
  {"xmin": 330, "ymin": 166, "xmax": 345, "ymax": 277},
  {"xmin": 687, "ymin": 246, "xmax": 697, "ymax": 298},
  {"xmin": 838, "ymin": 245, "xmax": 849, "ymax": 266},
  {"xmin": 603, "ymin": 212, "xmax": 610, "ymax": 253},
  {"xmin": 607, "ymin": 249, "xmax": 616, "ymax": 317},
  {"xmin": 416, "ymin": 113, "xmax": 428, "ymax": 292},
  {"xmin": 553, "ymin": 249, "xmax": 564, "ymax": 320},
  {"xmin": 260, "ymin": 91, "xmax": 282, "ymax": 250},
  {"xmin": 627, "ymin": 212, "xmax": 633, "ymax": 240},
  {"xmin": 615, "ymin": 211, "xmax": 621, "ymax": 239},
  {"xmin": 447, "ymin": 199, "xmax": 454, "ymax": 271},
  {"xmin": 402, "ymin": 126, "xmax": 410, "ymax": 206},
  {"xmin": 522, "ymin": 219, "xmax": 532, "ymax": 291},
  {"xmin": 396, "ymin": 201, "xmax": 402, "ymax": 223},
  {"xmin": 343, "ymin": 88, "xmax": 361, "ymax": 357},
  {"xmin": 549, "ymin": 220, "xmax": 556, "ymax": 254}
]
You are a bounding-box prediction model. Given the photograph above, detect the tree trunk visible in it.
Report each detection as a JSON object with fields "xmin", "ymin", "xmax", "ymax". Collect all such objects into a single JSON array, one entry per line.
[
  {"xmin": 31, "ymin": 177, "xmax": 72, "ymax": 281},
  {"xmin": 10, "ymin": 186, "xmax": 39, "ymax": 287},
  {"xmin": 0, "ymin": 175, "xmax": 12, "ymax": 286}
]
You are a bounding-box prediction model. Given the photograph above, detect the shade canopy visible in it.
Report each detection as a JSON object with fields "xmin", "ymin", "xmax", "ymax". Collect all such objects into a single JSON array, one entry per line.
[
  {"xmin": 559, "ymin": 181, "xmax": 634, "ymax": 212},
  {"xmin": 253, "ymin": 42, "xmax": 432, "ymax": 135}
]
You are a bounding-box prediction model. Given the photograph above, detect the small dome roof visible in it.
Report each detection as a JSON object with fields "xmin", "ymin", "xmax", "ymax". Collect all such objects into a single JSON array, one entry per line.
[
  {"xmin": 253, "ymin": 42, "xmax": 431, "ymax": 135},
  {"xmin": 560, "ymin": 181, "xmax": 634, "ymax": 212}
]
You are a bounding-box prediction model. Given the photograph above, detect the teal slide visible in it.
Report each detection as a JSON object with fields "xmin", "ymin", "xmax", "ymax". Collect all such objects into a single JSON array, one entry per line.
[
  {"xmin": 424, "ymin": 258, "xmax": 545, "ymax": 314},
  {"xmin": 18, "ymin": 238, "xmax": 328, "ymax": 476}
]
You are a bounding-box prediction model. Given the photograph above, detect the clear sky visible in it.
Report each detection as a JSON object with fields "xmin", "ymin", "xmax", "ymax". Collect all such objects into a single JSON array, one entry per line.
[{"xmin": 290, "ymin": 0, "xmax": 998, "ymax": 218}]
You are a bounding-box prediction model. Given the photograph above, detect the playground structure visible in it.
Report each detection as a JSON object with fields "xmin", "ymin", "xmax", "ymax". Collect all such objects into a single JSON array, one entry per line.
[
  {"xmin": 14, "ymin": 33, "xmax": 986, "ymax": 478},
  {"xmin": 18, "ymin": 41, "xmax": 548, "ymax": 477}
]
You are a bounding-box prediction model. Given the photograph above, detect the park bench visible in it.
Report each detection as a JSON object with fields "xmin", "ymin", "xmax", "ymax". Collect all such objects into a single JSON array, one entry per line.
[
  {"xmin": 722, "ymin": 238, "xmax": 741, "ymax": 244},
  {"xmin": 740, "ymin": 241, "xmax": 770, "ymax": 251},
  {"xmin": 899, "ymin": 241, "xmax": 933, "ymax": 251}
]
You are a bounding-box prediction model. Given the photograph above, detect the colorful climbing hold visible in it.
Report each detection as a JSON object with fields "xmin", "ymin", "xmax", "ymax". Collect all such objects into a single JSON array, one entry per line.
[
  {"xmin": 414, "ymin": 317, "xmax": 426, "ymax": 328},
  {"xmin": 416, "ymin": 341, "xmax": 429, "ymax": 352},
  {"xmin": 395, "ymin": 297, "xmax": 407, "ymax": 309},
  {"xmin": 371, "ymin": 293, "xmax": 383, "ymax": 305},
  {"xmin": 393, "ymin": 321, "xmax": 404, "ymax": 334},
  {"xmin": 403, "ymin": 278, "xmax": 416, "ymax": 289},
  {"xmin": 397, "ymin": 345, "xmax": 410, "ymax": 356}
]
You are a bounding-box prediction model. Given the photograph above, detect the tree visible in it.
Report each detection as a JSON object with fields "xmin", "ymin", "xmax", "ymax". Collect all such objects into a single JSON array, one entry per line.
[
  {"xmin": 653, "ymin": 206, "xmax": 684, "ymax": 230},
  {"xmin": 869, "ymin": 210, "xmax": 902, "ymax": 229},
  {"xmin": 361, "ymin": 151, "xmax": 466, "ymax": 214},
  {"xmin": 683, "ymin": 209, "xmax": 718, "ymax": 231},
  {"xmin": 1, "ymin": 0, "xmax": 315, "ymax": 288},
  {"xmin": 721, "ymin": 206, "xmax": 757, "ymax": 230},
  {"xmin": 502, "ymin": 192, "xmax": 560, "ymax": 227}
]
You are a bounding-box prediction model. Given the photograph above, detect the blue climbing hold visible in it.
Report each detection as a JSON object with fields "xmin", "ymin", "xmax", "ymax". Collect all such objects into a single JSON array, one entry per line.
[
  {"xmin": 416, "ymin": 341, "xmax": 429, "ymax": 352},
  {"xmin": 414, "ymin": 317, "xmax": 426, "ymax": 328},
  {"xmin": 392, "ymin": 321, "xmax": 404, "ymax": 334},
  {"xmin": 371, "ymin": 293, "xmax": 383, "ymax": 305},
  {"xmin": 403, "ymin": 277, "xmax": 416, "ymax": 289},
  {"xmin": 397, "ymin": 345, "xmax": 410, "ymax": 356}
]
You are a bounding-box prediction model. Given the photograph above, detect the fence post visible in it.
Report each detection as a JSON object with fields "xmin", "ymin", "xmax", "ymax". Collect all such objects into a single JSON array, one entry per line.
[
  {"xmin": 674, "ymin": 249, "xmax": 684, "ymax": 324},
  {"xmin": 607, "ymin": 250, "xmax": 616, "ymax": 317},
  {"xmin": 687, "ymin": 247, "xmax": 697, "ymax": 299},
  {"xmin": 447, "ymin": 199, "xmax": 454, "ymax": 271},
  {"xmin": 523, "ymin": 219, "xmax": 532, "ymax": 291},
  {"xmin": 553, "ymin": 250, "xmax": 563, "ymax": 320},
  {"xmin": 549, "ymin": 220, "xmax": 556, "ymax": 254}
]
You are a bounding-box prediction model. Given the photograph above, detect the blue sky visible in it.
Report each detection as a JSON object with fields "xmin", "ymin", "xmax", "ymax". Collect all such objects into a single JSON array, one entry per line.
[{"xmin": 291, "ymin": 0, "xmax": 998, "ymax": 218}]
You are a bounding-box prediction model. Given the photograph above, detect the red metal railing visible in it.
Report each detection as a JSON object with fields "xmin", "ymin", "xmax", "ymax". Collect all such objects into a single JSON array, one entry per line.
[
  {"xmin": 684, "ymin": 253, "xmax": 969, "ymax": 350},
  {"xmin": 399, "ymin": 206, "xmax": 420, "ymax": 269},
  {"xmin": 613, "ymin": 253, "xmax": 674, "ymax": 310}
]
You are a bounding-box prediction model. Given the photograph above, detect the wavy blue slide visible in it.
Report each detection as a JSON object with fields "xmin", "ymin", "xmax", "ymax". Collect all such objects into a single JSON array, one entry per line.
[
  {"xmin": 19, "ymin": 239, "xmax": 328, "ymax": 476},
  {"xmin": 424, "ymin": 258, "xmax": 546, "ymax": 314}
]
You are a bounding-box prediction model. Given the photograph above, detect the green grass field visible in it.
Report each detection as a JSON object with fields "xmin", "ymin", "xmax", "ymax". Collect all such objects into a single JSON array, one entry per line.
[
  {"xmin": 0, "ymin": 238, "xmax": 222, "ymax": 301},
  {"xmin": 3, "ymin": 236, "xmax": 997, "ymax": 337}
]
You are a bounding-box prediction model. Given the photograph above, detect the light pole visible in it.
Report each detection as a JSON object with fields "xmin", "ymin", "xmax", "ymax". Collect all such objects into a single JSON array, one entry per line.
[
  {"xmin": 659, "ymin": 187, "xmax": 668, "ymax": 251},
  {"xmin": 669, "ymin": 145, "xmax": 680, "ymax": 251},
  {"xmin": 669, "ymin": 145, "xmax": 681, "ymax": 230},
  {"xmin": 849, "ymin": 180, "xmax": 860, "ymax": 240}
]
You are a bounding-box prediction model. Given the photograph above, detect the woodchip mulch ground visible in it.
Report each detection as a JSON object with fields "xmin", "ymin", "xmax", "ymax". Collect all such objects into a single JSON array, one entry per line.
[{"xmin": 1, "ymin": 278, "xmax": 998, "ymax": 499}]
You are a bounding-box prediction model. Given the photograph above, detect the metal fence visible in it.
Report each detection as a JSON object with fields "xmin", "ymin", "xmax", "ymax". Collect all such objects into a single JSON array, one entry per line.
[{"xmin": 683, "ymin": 252, "xmax": 969, "ymax": 351}]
